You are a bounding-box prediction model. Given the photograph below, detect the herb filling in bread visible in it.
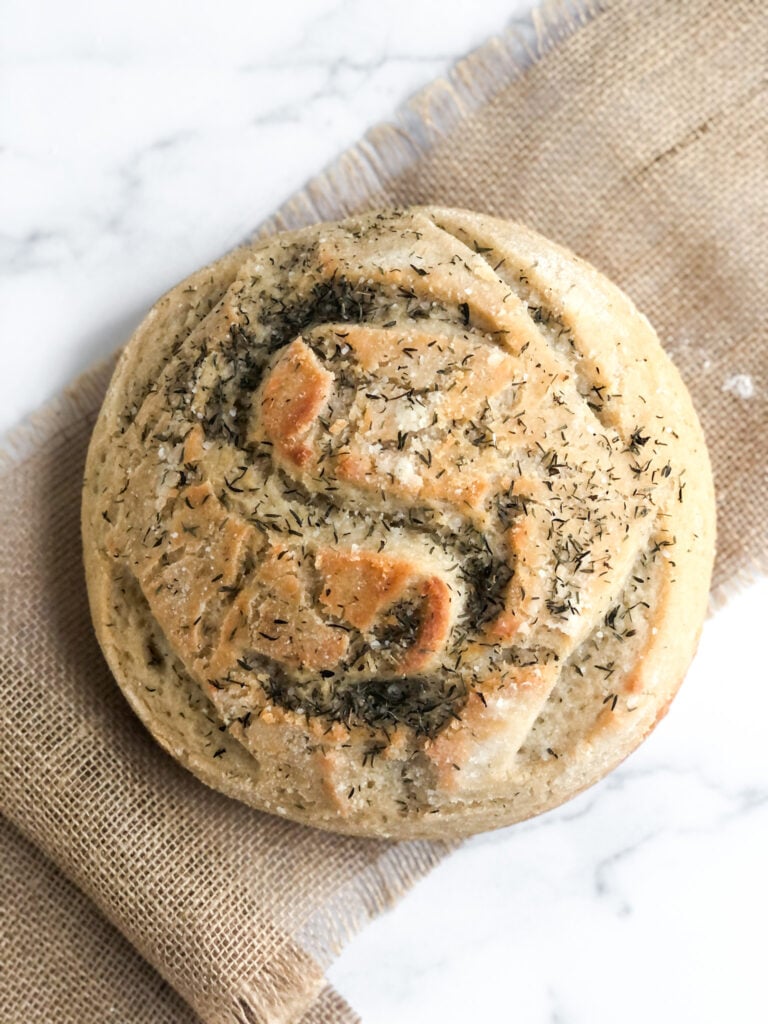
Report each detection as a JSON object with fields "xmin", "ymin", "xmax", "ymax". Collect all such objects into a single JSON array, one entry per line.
[{"xmin": 83, "ymin": 208, "xmax": 715, "ymax": 838}]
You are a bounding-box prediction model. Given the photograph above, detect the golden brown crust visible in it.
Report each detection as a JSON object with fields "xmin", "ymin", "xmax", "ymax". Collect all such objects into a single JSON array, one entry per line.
[
  {"xmin": 82, "ymin": 208, "xmax": 715, "ymax": 839},
  {"xmin": 257, "ymin": 338, "xmax": 333, "ymax": 468}
]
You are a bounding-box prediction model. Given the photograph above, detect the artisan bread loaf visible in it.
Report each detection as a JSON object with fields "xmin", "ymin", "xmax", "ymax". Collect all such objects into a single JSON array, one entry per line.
[{"xmin": 82, "ymin": 207, "xmax": 715, "ymax": 839}]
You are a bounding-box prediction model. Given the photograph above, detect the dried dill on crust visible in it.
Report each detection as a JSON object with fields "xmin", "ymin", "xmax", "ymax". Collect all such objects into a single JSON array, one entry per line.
[
  {"xmin": 300, "ymin": 674, "xmax": 465, "ymax": 739},
  {"xmin": 459, "ymin": 551, "xmax": 514, "ymax": 629},
  {"xmin": 199, "ymin": 267, "xmax": 383, "ymax": 446},
  {"xmin": 237, "ymin": 654, "xmax": 466, "ymax": 739}
]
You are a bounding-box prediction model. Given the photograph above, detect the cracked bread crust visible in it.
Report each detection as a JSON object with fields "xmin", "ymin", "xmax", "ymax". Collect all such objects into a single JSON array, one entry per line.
[{"xmin": 82, "ymin": 208, "xmax": 715, "ymax": 839}]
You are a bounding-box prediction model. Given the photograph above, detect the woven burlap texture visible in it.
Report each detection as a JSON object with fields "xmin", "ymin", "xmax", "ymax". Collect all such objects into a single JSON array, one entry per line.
[{"xmin": 1, "ymin": 1, "xmax": 766, "ymax": 1021}]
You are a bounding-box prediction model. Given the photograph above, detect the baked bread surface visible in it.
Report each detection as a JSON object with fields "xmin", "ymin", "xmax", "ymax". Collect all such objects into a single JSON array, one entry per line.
[{"xmin": 83, "ymin": 208, "xmax": 715, "ymax": 839}]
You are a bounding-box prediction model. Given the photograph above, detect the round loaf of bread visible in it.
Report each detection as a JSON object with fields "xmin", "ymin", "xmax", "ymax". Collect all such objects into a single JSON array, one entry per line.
[{"xmin": 82, "ymin": 207, "xmax": 715, "ymax": 839}]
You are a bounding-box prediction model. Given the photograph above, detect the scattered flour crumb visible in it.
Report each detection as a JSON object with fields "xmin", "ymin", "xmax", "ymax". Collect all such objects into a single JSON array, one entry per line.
[
  {"xmin": 722, "ymin": 374, "xmax": 755, "ymax": 399},
  {"xmin": 394, "ymin": 459, "xmax": 423, "ymax": 489}
]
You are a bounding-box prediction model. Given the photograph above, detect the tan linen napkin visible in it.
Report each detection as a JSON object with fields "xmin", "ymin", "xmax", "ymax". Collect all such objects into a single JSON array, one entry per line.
[
  {"xmin": 0, "ymin": 816, "xmax": 197, "ymax": 1023},
  {"xmin": 2, "ymin": 1, "xmax": 766, "ymax": 1021}
]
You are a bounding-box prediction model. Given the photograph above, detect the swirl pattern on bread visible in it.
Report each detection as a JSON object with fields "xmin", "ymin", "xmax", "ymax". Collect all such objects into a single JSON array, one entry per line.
[{"xmin": 83, "ymin": 208, "xmax": 715, "ymax": 838}]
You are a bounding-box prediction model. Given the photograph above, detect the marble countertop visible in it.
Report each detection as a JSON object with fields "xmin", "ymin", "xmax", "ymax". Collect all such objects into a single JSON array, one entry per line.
[{"xmin": 3, "ymin": 2, "xmax": 766, "ymax": 1021}]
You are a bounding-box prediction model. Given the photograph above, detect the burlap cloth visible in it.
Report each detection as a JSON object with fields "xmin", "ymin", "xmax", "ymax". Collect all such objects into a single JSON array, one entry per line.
[{"xmin": 1, "ymin": 1, "xmax": 766, "ymax": 1020}]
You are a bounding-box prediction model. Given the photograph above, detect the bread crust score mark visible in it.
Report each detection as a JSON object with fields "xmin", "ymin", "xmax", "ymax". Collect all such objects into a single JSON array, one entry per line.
[{"xmin": 82, "ymin": 208, "xmax": 715, "ymax": 839}]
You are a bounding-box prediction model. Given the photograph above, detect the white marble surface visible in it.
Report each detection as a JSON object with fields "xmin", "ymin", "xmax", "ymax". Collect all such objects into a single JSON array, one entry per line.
[{"xmin": 3, "ymin": 2, "xmax": 766, "ymax": 1022}]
